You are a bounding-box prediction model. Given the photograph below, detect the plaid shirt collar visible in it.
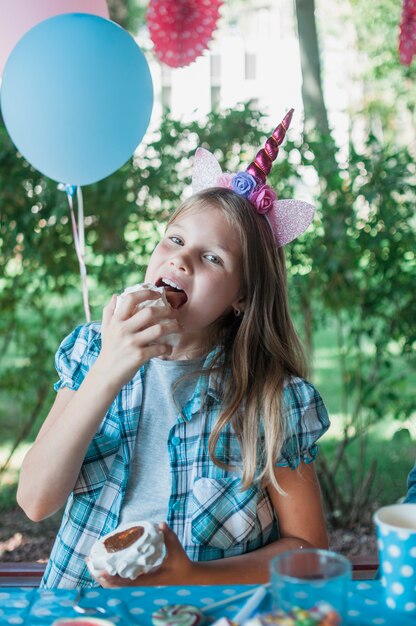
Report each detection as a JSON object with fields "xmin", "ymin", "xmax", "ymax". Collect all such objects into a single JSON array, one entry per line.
[{"xmin": 180, "ymin": 346, "xmax": 223, "ymax": 419}]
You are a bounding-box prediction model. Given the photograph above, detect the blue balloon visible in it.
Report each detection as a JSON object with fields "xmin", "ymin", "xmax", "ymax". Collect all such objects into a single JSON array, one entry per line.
[{"xmin": 0, "ymin": 14, "xmax": 153, "ymax": 185}]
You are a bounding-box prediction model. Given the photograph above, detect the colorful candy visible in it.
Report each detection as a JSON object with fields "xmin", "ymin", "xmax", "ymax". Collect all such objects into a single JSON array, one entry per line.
[
  {"xmin": 243, "ymin": 602, "xmax": 341, "ymax": 626},
  {"xmin": 152, "ymin": 604, "xmax": 204, "ymax": 626}
]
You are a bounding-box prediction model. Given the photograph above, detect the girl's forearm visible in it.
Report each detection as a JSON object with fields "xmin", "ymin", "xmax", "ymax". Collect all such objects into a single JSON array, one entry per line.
[
  {"xmin": 97, "ymin": 523, "xmax": 329, "ymax": 589},
  {"xmin": 17, "ymin": 362, "xmax": 120, "ymax": 521},
  {"xmin": 189, "ymin": 537, "xmax": 320, "ymax": 585}
]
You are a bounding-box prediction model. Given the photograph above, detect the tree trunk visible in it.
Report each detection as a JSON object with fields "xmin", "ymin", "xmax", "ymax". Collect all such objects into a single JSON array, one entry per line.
[
  {"xmin": 294, "ymin": 0, "xmax": 330, "ymax": 134},
  {"xmin": 301, "ymin": 293, "xmax": 314, "ymax": 371},
  {"xmin": 107, "ymin": 0, "xmax": 129, "ymax": 28}
]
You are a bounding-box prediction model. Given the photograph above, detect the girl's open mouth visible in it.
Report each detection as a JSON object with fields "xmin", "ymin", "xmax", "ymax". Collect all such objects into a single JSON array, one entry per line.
[{"xmin": 156, "ymin": 278, "xmax": 188, "ymax": 309}]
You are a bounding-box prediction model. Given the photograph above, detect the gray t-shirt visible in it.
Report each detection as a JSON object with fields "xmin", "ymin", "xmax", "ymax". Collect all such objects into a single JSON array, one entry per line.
[{"xmin": 119, "ymin": 356, "xmax": 204, "ymax": 525}]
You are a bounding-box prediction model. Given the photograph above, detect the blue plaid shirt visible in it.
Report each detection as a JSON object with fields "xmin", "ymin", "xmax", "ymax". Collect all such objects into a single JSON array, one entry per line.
[
  {"xmin": 41, "ymin": 323, "xmax": 330, "ymax": 588},
  {"xmin": 404, "ymin": 462, "xmax": 416, "ymax": 503}
]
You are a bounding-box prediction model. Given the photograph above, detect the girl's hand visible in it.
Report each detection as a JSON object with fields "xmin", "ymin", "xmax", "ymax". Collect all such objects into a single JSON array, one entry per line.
[
  {"xmin": 94, "ymin": 523, "xmax": 195, "ymax": 588},
  {"xmin": 94, "ymin": 291, "xmax": 181, "ymax": 389}
]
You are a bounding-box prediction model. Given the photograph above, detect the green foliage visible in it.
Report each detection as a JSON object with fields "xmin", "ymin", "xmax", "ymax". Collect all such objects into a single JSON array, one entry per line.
[
  {"xmin": 0, "ymin": 102, "xmax": 266, "ymax": 452},
  {"xmin": 1, "ymin": 102, "xmax": 415, "ymax": 526},
  {"xmin": 321, "ymin": 423, "xmax": 415, "ymax": 524},
  {"xmin": 348, "ymin": 0, "xmax": 416, "ymax": 121},
  {"xmin": 107, "ymin": 0, "xmax": 147, "ymax": 33},
  {"xmin": 294, "ymin": 129, "xmax": 416, "ymax": 525},
  {"xmin": 308, "ymin": 131, "xmax": 415, "ymax": 417}
]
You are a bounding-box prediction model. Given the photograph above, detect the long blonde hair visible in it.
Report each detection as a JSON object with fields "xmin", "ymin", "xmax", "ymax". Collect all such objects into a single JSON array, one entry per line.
[{"xmin": 168, "ymin": 188, "xmax": 307, "ymax": 492}]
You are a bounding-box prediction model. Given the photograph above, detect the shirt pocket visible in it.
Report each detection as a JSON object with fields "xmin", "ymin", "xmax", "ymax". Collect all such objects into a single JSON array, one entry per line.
[{"xmin": 191, "ymin": 476, "xmax": 258, "ymax": 550}]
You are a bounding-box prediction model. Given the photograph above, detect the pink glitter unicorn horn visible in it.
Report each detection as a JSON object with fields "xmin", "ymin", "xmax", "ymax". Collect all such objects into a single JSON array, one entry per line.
[
  {"xmin": 192, "ymin": 108, "xmax": 315, "ymax": 247},
  {"xmin": 246, "ymin": 109, "xmax": 294, "ymax": 183}
]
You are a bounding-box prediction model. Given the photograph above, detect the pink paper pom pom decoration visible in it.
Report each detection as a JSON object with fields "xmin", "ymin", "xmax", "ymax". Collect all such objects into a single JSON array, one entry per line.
[
  {"xmin": 147, "ymin": 0, "xmax": 222, "ymax": 68},
  {"xmin": 399, "ymin": 0, "xmax": 416, "ymax": 65}
]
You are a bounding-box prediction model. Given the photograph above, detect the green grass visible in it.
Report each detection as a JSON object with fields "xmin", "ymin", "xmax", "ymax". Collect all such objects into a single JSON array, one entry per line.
[
  {"xmin": 320, "ymin": 423, "xmax": 415, "ymax": 509},
  {"xmin": 312, "ymin": 320, "xmax": 415, "ymax": 511}
]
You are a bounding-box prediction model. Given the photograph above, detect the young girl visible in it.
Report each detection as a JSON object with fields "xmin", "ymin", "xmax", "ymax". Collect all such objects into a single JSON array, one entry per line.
[{"xmin": 17, "ymin": 111, "xmax": 330, "ymax": 589}]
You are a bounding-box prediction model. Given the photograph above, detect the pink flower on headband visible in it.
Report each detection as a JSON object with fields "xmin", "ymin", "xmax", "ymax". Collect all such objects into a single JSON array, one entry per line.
[
  {"xmin": 217, "ymin": 173, "xmax": 233, "ymax": 189},
  {"xmin": 231, "ymin": 172, "xmax": 257, "ymax": 197},
  {"xmin": 249, "ymin": 184, "xmax": 277, "ymax": 214}
]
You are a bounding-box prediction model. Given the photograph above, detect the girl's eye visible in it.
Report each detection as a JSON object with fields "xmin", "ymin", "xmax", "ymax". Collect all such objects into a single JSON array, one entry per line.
[
  {"xmin": 169, "ymin": 236, "xmax": 183, "ymax": 245},
  {"xmin": 205, "ymin": 254, "xmax": 222, "ymax": 265}
]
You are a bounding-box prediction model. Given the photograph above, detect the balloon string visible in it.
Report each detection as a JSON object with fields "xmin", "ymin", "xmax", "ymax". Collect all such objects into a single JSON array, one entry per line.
[
  {"xmin": 66, "ymin": 187, "xmax": 91, "ymax": 323},
  {"xmin": 77, "ymin": 186, "xmax": 85, "ymax": 255}
]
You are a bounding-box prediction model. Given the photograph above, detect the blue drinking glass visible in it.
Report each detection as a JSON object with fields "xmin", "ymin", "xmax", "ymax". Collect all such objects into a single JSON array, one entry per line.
[{"xmin": 270, "ymin": 548, "xmax": 352, "ymax": 621}]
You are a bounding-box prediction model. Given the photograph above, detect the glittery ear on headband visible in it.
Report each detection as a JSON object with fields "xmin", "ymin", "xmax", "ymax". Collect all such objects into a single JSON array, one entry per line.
[
  {"xmin": 192, "ymin": 148, "xmax": 222, "ymax": 193},
  {"xmin": 267, "ymin": 199, "xmax": 315, "ymax": 247}
]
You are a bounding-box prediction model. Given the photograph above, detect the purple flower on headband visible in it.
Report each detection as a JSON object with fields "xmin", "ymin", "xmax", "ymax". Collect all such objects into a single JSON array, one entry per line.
[
  {"xmin": 249, "ymin": 184, "xmax": 277, "ymax": 214},
  {"xmin": 231, "ymin": 172, "xmax": 257, "ymax": 198},
  {"xmin": 217, "ymin": 173, "xmax": 233, "ymax": 189}
]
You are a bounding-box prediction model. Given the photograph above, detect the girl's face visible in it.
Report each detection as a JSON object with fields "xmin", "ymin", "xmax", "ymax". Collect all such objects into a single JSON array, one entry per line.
[{"xmin": 145, "ymin": 207, "xmax": 245, "ymax": 342}]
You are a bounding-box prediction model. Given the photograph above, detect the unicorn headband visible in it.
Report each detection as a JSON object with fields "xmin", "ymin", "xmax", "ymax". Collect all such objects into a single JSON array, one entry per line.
[{"xmin": 191, "ymin": 109, "xmax": 315, "ymax": 247}]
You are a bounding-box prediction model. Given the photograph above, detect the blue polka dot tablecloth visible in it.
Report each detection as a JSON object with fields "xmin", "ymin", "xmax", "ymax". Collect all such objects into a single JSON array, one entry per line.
[{"xmin": 0, "ymin": 581, "xmax": 415, "ymax": 626}]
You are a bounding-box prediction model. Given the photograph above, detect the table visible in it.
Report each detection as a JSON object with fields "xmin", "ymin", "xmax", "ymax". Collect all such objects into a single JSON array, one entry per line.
[{"xmin": 0, "ymin": 581, "xmax": 415, "ymax": 626}]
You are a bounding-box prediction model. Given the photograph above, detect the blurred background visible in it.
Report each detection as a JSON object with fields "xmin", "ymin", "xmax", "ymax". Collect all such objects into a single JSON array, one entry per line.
[{"xmin": 0, "ymin": 0, "xmax": 415, "ymax": 561}]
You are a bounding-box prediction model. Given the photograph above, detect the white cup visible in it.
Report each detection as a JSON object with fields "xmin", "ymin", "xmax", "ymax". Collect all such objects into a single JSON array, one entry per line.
[{"xmin": 373, "ymin": 503, "xmax": 416, "ymax": 613}]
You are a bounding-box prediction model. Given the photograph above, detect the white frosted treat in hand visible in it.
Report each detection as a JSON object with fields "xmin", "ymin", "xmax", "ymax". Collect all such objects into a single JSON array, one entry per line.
[
  {"xmin": 87, "ymin": 521, "xmax": 165, "ymax": 580},
  {"xmin": 115, "ymin": 282, "xmax": 179, "ymax": 346},
  {"xmin": 115, "ymin": 282, "xmax": 170, "ymax": 313}
]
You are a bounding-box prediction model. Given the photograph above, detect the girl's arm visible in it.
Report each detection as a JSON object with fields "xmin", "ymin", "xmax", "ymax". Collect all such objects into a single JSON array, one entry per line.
[
  {"xmin": 17, "ymin": 292, "xmax": 180, "ymax": 522},
  {"xmin": 96, "ymin": 461, "xmax": 328, "ymax": 587}
]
